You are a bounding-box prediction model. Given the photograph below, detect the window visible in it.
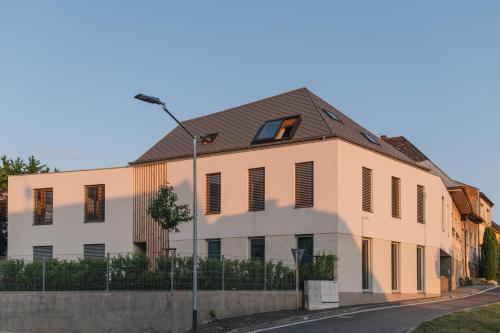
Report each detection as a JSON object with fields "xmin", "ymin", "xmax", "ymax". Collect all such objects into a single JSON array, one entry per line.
[
  {"xmin": 84, "ymin": 244, "xmax": 105, "ymax": 259},
  {"xmin": 362, "ymin": 167, "xmax": 373, "ymax": 212},
  {"xmin": 33, "ymin": 246, "xmax": 53, "ymax": 261},
  {"xmin": 207, "ymin": 239, "xmax": 221, "ymax": 259},
  {"xmin": 295, "ymin": 161, "xmax": 314, "ymax": 208},
  {"xmin": 253, "ymin": 116, "xmax": 301, "ymax": 144},
  {"xmin": 391, "ymin": 242, "xmax": 399, "ymax": 291},
  {"xmin": 34, "ymin": 188, "xmax": 53, "ymax": 225},
  {"xmin": 362, "ymin": 238, "xmax": 371, "ymax": 290},
  {"xmin": 417, "ymin": 185, "xmax": 425, "ymax": 224},
  {"xmin": 85, "ymin": 185, "xmax": 105, "ymax": 222},
  {"xmin": 322, "ymin": 108, "xmax": 342, "ymax": 122},
  {"xmin": 206, "ymin": 173, "xmax": 221, "ymax": 214},
  {"xmin": 361, "ymin": 132, "xmax": 380, "ymax": 145},
  {"xmin": 392, "ymin": 177, "xmax": 401, "ymax": 218},
  {"xmin": 248, "ymin": 167, "xmax": 265, "ymax": 211},
  {"xmin": 417, "ymin": 246, "xmax": 425, "ymax": 292},
  {"xmin": 201, "ymin": 133, "xmax": 218, "ymax": 145},
  {"xmin": 250, "ymin": 238, "xmax": 265, "ymax": 261},
  {"xmin": 297, "ymin": 235, "xmax": 314, "ymax": 263},
  {"xmin": 441, "ymin": 196, "xmax": 445, "ymax": 232}
]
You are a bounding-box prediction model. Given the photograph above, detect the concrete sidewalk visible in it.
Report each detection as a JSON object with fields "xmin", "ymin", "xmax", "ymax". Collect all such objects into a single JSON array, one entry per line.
[{"xmin": 199, "ymin": 286, "xmax": 492, "ymax": 333}]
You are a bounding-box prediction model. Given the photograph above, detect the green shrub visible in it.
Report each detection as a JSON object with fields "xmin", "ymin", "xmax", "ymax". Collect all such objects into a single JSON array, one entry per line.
[
  {"xmin": 479, "ymin": 227, "xmax": 499, "ymax": 281},
  {"xmin": 0, "ymin": 253, "xmax": 336, "ymax": 291}
]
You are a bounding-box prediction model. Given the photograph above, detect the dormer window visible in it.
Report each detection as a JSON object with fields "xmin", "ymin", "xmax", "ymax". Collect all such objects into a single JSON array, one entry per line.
[
  {"xmin": 362, "ymin": 132, "xmax": 380, "ymax": 145},
  {"xmin": 322, "ymin": 108, "xmax": 342, "ymax": 122},
  {"xmin": 201, "ymin": 133, "xmax": 218, "ymax": 145},
  {"xmin": 253, "ymin": 116, "xmax": 301, "ymax": 144}
]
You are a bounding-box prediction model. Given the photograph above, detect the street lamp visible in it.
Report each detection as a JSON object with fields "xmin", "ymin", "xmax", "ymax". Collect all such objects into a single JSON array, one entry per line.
[{"xmin": 134, "ymin": 93, "xmax": 199, "ymax": 332}]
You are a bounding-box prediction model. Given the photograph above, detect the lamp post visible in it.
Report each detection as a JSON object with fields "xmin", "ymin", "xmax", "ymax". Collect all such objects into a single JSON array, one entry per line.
[{"xmin": 134, "ymin": 94, "xmax": 198, "ymax": 332}]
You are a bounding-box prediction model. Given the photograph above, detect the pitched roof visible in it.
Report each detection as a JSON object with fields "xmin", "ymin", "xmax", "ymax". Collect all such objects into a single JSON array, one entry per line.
[
  {"xmin": 381, "ymin": 136, "xmax": 461, "ymax": 188},
  {"xmin": 133, "ymin": 88, "xmax": 426, "ymax": 169}
]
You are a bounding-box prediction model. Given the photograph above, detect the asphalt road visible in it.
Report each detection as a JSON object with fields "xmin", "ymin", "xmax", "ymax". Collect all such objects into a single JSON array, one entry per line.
[{"xmin": 266, "ymin": 287, "xmax": 500, "ymax": 333}]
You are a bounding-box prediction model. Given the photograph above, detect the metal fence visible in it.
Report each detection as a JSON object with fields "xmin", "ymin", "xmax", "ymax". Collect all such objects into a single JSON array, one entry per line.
[{"xmin": 0, "ymin": 252, "xmax": 335, "ymax": 292}]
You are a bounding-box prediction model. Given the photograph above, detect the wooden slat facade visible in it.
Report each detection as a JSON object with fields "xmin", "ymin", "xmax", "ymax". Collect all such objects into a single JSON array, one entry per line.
[{"xmin": 133, "ymin": 162, "xmax": 168, "ymax": 258}]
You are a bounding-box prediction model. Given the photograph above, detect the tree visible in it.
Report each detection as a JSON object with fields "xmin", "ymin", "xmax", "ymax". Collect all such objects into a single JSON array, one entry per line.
[
  {"xmin": 147, "ymin": 185, "xmax": 193, "ymax": 250},
  {"xmin": 479, "ymin": 227, "xmax": 499, "ymax": 281}
]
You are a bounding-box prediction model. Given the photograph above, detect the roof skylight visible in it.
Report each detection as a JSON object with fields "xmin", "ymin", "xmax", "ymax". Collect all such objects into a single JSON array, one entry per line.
[
  {"xmin": 362, "ymin": 132, "xmax": 380, "ymax": 145},
  {"xmin": 200, "ymin": 133, "xmax": 218, "ymax": 145},
  {"xmin": 253, "ymin": 116, "xmax": 301, "ymax": 144},
  {"xmin": 322, "ymin": 108, "xmax": 342, "ymax": 122}
]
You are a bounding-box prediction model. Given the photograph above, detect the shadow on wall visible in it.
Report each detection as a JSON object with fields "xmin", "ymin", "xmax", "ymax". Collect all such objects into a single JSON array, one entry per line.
[{"xmin": 170, "ymin": 180, "xmax": 442, "ymax": 307}]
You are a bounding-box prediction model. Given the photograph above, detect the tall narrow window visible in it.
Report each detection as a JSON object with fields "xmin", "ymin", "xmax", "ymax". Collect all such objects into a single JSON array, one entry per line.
[
  {"xmin": 417, "ymin": 185, "xmax": 425, "ymax": 224},
  {"xmin": 295, "ymin": 162, "xmax": 314, "ymax": 208},
  {"xmin": 362, "ymin": 238, "xmax": 371, "ymax": 290},
  {"xmin": 206, "ymin": 173, "xmax": 221, "ymax": 214},
  {"xmin": 248, "ymin": 167, "xmax": 265, "ymax": 211},
  {"xmin": 250, "ymin": 238, "xmax": 265, "ymax": 261},
  {"xmin": 84, "ymin": 244, "xmax": 105, "ymax": 259},
  {"xmin": 85, "ymin": 185, "xmax": 105, "ymax": 222},
  {"xmin": 362, "ymin": 167, "xmax": 373, "ymax": 212},
  {"xmin": 34, "ymin": 188, "xmax": 53, "ymax": 225},
  {"xmin": 392, "ymin": 177, "xmax": 401, "ymax": 218},
  {"xmin": 391, "ymin": 242, "xmax": 399, "ymax": 291},
  {"xmin": 441, "ymin": 196, "xmax": 445, "ymax": 231},
  {"xmin": 33, "ymin": 246, "xmax": 53, "ymax": 261},
  {"xmin": 207, "ymin": 239, "xmax": 221, "ymax": 260},
  {"xmin": 417, "ymin": 246, "xmax": 425, "ymax": 292},
  {"xmin": 297, "ymin": 235, "xmax": 314, "ymax": 263}
]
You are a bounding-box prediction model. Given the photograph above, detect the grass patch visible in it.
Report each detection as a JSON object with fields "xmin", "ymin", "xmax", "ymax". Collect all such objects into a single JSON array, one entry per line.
[{"xmin": 414, "ymin": 303, "xmax": 500, "ymax": 333}]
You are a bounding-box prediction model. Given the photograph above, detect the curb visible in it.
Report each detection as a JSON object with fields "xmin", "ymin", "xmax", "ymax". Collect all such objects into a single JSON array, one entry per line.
[{"xmin": 228, "ymin": 286, "xmax": 497, "ymax": 333}]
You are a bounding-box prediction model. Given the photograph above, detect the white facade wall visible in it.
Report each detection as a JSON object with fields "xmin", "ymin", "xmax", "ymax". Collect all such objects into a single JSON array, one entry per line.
[
  {"xmin": 168, "ymin": 139, "xmax": 453, "ymax": 303},
  {"xmin": 168, "ymin": 140, "xmax": 339, "ymax": 261},
  {"xmin": 8, "ymin": 167, "xmax": 134, "ymax": 257}
]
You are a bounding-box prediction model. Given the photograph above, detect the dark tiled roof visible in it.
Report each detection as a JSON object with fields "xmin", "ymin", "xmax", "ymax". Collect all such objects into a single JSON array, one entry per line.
[
  {"xmin": 133, "ymin": 88, "xmax": 426, "ymax": 169},
  {"xmin": 381, "ymin": 135, "xmax": 462, "ymax": 188},
  {"xmin": 492, "ymin": 222, "xmax": 500, "ymax": 233}
]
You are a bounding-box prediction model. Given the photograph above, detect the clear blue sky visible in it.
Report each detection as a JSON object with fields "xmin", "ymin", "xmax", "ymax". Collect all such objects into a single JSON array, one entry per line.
[{"xmin": 1, "ymin": 1, "xmax": 499, "ymax": 216}]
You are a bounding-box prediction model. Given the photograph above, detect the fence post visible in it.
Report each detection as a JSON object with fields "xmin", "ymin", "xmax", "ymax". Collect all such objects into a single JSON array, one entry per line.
[
  {"xmin": 106, "ymin": 253, "xmax": 110, "ymax": 292},
  {"xmin": 42, "ymin": 261, "xmax": 46, "ymax": 292},
  {"xmin": 221, "ymin": 255, "xmax": 225, "ymax": 291},
  {"xmin": 264, "ymin": 260, "xmax": 267, "ymax": 292},
  {"xmin": 170, "ymin": 252, "xmax": 175, "ymax": 292}
]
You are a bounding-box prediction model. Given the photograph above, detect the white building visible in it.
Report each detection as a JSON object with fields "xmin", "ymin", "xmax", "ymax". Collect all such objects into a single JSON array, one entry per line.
[{"xmin": 9, "ymin": 88, "xmax": 462, "ymax": 305}]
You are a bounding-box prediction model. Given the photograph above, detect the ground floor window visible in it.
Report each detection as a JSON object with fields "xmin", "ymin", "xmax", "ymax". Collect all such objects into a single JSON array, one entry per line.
[
  {"xmin": 84, "ymin": 244, "xmax": 105, "ymax": 259},
  {"xmin": 391, "ymin": 242, "xmax": 399, "ymax": 291},
  {"xmin": 250, "ymin": 237, "xmax": 265, "ymax": 261},
  {"xmin": 417, "ymin": 245, "xmax": 425, "ymax": 292},
  {"xmin": 207, "ymin": 239, "xmax": 221, "ymax": 259},
  {"xmin": 362, "ymin": 238, "xmax": 371, "ymax": 291},
  {"xmin": 297, "ymin": 235, "xmax": 314, "ymax": 263},
  {"xmin": 33, "ymin": 246, "xmax": 53, "ymax": 261}
]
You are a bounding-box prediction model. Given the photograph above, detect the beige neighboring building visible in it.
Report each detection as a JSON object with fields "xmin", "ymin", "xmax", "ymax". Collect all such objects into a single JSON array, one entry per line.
[
  {"xmin": 8, "ymin": 167, "xmax": 134, "ymax": 258},
  {"xmin": 9, "ymin": 88, "xmax": 466, "ymax": 306}
]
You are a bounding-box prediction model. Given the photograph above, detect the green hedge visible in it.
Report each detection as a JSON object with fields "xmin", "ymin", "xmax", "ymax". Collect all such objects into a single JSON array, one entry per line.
[{"xmin": 0, "ymin": 253, "xmax": 336, "ymax": 291}]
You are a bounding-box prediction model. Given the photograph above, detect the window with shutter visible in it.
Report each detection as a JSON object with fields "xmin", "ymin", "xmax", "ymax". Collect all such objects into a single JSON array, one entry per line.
[
  {"xmin": 295, "ymin": 162, "xmax": 314, "ymax": 208},
  {"xmin": 33, "ymin": 246, "xmax": 53, "ymax": 261},
  {"xmin": 85, "ymin": 185, "xmax": 105, "ymax": 222},
  {"xmin": 417, "ymin": 185, "xmax": 425, "ymax": 224},
  {"xmin": 362, "ymin": 167, "xmax": 373, "ymax": 212},
  {"xmin": 206, "ymin": 173, "xmax": 221, "ymax": 214},
  {"xmin": 34, "ymin": 188, "xmax": 53, "ymax": 225},
  {"xmin": 391, "ymin": 242, "xmax": 400, "ymax": 291},
  {"xmin": 392, "ymin": 177, "xmax": 401, "ymax": 218},
  {"xmin": 297, "ymin": 235, "xmax": 314, "ymax": 263},
  {"xmin": 248, "ymin": 167, "xmax": 265, "ymax": 212},
  {"xmin": 84, "ymin": 244, "xmax": 105, "ymax": 259}
]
